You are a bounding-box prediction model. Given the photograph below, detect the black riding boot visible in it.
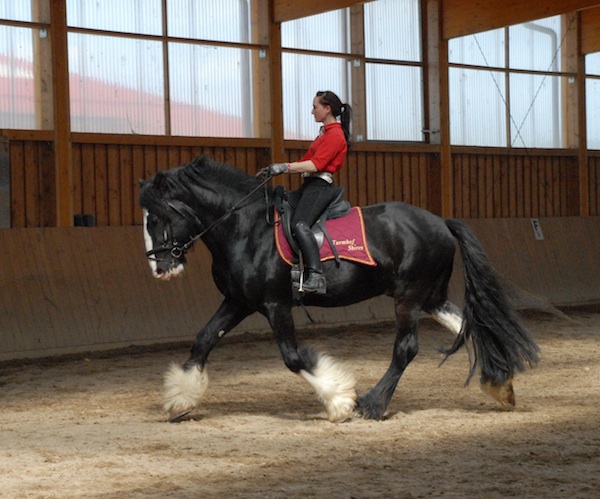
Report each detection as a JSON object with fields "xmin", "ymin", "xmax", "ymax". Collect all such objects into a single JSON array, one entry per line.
[{"xmin": 293, "ymin": 221, "xmax": 326, "ymax": 294}]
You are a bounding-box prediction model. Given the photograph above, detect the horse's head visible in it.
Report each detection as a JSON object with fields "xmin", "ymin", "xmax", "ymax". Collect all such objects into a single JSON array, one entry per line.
[
  {"xmin": 139, "ymin": 155, "xmax": 269, "ymax": 280},
  {"xmin": 139, "ymin": 172, "xmax": 201, "ymax": 281}
]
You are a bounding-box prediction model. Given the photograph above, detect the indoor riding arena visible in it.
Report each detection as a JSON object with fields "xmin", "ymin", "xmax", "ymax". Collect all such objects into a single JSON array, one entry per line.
[{"xmin": 2, "ymin": 1, "xmax": 600, "ymax": 498}]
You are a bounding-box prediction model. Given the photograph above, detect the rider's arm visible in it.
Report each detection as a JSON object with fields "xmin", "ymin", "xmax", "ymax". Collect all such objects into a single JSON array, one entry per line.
[{"xmin": 286, "ymin": 160, "xmax": 318, "ymax": 174}]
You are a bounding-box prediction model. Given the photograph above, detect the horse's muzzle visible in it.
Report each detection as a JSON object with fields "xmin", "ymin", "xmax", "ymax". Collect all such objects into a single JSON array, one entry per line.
[{"xmin": 153, "ymin": 262, "xmax": 185, "ymax": 281}]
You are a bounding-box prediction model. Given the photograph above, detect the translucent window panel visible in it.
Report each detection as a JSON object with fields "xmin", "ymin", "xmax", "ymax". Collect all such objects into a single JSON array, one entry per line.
[
  {"xmin": 365, "ymin": 0, "xmax": 420, "ymax": 62},
  {"xmin": 168, "ymin": 0, "xmax": 250, "ymax": 43},
  {"xmin": 509, "ymin": 73, "xmax": 563, "ymax": 148},
  {"xmin": 509, "ymin": 16, "xmax": 562, "ymax": 72},
  {"xmin": 68, "ymin": 33, "xmax": 165, "ymax": 134},
  {"xmin": 282, "ymin": 9, "xmax": 348, "ymax": 53},
  {"xmin": 366, "ymin": 63, "xmax": 423, "ymax": 141},
  {"xmin": 449, "ymin": 29, "xmax": 505, "ymax": 68},
  {"xmin": 0, "ymin": 26, "xmax": 37, "ymax": 129},
  {"xmin": 0, "ymin": 0, "xmax": 33, "ymax": 22},
  {"xmin": 67, "ymin": 0, "xmax": 162, "ymax": 35},
  {"xmin": 169, "ymin": 43, "xmax": 253, "ymax": 137},
  {"xmin": 586, "ymin": 78, "xmax": 600, "ymax": 150},
  {"xmin": 282, "ymin": 53, "xmax": 349, "ymax": 140},
  {"xmin": 587, "ymin": 52, "xmax": 600, "ymax": 76},
  {"xmin": 449, "ymin": 68, "xmax": 507, "ymax": 147}
]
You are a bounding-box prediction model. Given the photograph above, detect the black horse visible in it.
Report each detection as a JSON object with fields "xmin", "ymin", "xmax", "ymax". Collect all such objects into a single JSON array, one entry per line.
[{"xmin": 139, "ymin": 155, "xmax": 539, "ymax": 422}]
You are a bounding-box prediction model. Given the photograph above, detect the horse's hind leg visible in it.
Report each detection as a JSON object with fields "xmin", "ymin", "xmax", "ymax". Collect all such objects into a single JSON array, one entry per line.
[
  {"xmin": 429, "ymin": 300, "xmax": 516, "ymax": 407},
  {"xmin": 430, "ymin": 300, "xmax": 463, "ymax": 335},
  {"xmin": 356, "ymin": 300, "xmax": 420, "ymax": 420}
]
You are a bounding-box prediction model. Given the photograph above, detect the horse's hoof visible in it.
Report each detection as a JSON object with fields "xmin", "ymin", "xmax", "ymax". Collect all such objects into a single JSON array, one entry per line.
[
  {"xmin": 168, "ymin": 408, "xmax": 192, "ymax": 422},
  {"xmin": 331, "ymin": 413, "xmax": 354, "ymax": 423},
  {"xmin": 480, "ymin": 378, "xmax": 515, "ymax": 408},
  {"xmin": 325, "ymin": 400, "xmax": 356, "ymax": 423},
  {"xmin": 355, "ymin": 397, "xmax": 385, "ymax": 420}
]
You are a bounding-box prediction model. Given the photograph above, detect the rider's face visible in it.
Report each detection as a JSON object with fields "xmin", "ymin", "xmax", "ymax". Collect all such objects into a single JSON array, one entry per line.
[{"xmin": 311, "ymin": 97, "xmax": 331, "ymax": 123}]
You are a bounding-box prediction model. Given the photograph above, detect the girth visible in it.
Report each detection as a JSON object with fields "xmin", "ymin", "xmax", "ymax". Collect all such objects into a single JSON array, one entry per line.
[{"xmin": 273, "ymin": 185, "xmax": 351, "ymax": 263}]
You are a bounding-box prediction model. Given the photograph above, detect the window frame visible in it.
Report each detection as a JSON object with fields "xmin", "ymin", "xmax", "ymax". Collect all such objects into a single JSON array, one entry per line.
[{"xmin": 448, "ymin": 17, "xmax": 578, "ymax": 149}]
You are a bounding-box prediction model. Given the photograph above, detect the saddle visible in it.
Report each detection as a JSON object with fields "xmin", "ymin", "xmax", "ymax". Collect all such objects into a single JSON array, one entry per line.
[{"xmin": 273, "ymin": 185, "xmax": 351, "ymax": 264}]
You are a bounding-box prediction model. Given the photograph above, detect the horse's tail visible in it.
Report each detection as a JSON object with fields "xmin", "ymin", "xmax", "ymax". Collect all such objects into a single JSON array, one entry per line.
[{"xmin": 443, "ymin": 218, "xmax": 540, "ymax": 386}]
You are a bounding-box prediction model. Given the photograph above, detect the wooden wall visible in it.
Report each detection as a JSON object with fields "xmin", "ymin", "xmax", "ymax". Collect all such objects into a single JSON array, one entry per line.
[
  {"xmin": 286, "ymin": 145, "xmax": 440, "ymax": 213},
  {"xmin": 9, "ymin": 136, "xmax": 271, "ymax": 228},
  {"xmin": 588, "ymin": 154, "xmax": 600, "ymax": 215},
  {"xmin": 2, "ymin": 217, "xmax": 600, "ymax": 361},
  {"xmin": 0, "ymin": 226, "xmax": 393, "ymax": 361},
  {"xmin": 9, "ymin": 138, "xmax": 57, "ymax": 228},
  {"xmin": 451, "ymin": 150, "xmax": 580, "ymax": 218},
  {"xmin": 8, "ymin": 137, "xmax": 599, "ymax": 227},
  {"xmin": 71, "ymin": 138, "xmax": 271, "ymax": 227}
]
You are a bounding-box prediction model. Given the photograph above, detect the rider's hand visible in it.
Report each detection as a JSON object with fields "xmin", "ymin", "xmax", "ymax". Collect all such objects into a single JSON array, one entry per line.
[
  {"xmin": 256, "ymin": 163, "xmax": 289, "ymax": 177},
  {"xmin": 269, "ymin": 163, "xmax": 289, "ymax": 176}
]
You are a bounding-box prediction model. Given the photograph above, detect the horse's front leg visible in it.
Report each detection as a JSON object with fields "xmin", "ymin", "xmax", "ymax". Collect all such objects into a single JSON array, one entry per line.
[
  {"xmin": 163, "ymin": 298, "xmax": 252, "ymax": 421},
  {"xmin": 266, "ymin": 302, "xmax": 357, "ymax": 422}
]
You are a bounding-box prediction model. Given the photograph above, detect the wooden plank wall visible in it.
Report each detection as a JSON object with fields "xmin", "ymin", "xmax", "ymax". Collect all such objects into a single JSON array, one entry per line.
[
  {"xmin": 0, "ymin": 226, "xmax": 394, "ymax": 361},
  {"xmin": 452, "ymin": 150, "xmax": 580, "ymax": 218},
  {"xmin": 465, "ymin": 217, "xmax": 600, "ymax": 307},
  {"xmin": 9, "ymin": 139, "xmax": 57, "ymax": 227},
  {"xmin": 7, "ymin": 138, "xmax": 270, "ymax": 228},
  {"xmin": 7, "ymin": 138, "xmax": 600, "ymax": 227},
  {"xmin": 0, "ymin": 227, "xmax": 224, "ymax": 360},
  {"xmin": 285, "ymin": 147, "xmax": 440, "ymax": 213},
  {"xmin": 588, "ymin": 153, "xmax": 600, "ymax": 215},
  {"xmin": 3, "ymin": 217, "xmax": 600, "ymax": 361},
  {"xmin": 71, "ymin": 141, "xmax": 271, "ymax": 227}
]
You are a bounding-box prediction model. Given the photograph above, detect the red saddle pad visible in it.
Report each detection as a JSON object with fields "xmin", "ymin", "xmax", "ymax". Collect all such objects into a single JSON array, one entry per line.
[{"xmin": 274, "ymin": 206, "xmax": 376, "ymax": 267}]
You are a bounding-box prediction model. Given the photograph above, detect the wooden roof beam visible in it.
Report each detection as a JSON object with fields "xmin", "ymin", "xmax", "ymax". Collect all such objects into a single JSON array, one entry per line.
[
  {"xmin": 582, "ymin": 6, "xmax": 600, "ymax": 53},
  {"xmin": 443, "ymin": 0, "xmax": 600, "ymax": 39},
  {"xmin": 272, "ymin": 0, "xmax": 374, "ymax": 23}
]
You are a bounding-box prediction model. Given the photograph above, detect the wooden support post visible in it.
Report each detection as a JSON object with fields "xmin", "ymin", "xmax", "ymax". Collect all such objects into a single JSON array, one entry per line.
[
  {"xmin": 562, "ymin": 12, "xmax": 589, "ymax": 216},
  {"xmin": 33, "ymin": 1, "xmax": 53, "ymax": 131},
  {"xmin": 349, "ymin": 5, "xmax": 366, "ymax": 144},
  {"xmin": 439, "ymin": 41, "xmax": 453, "ymax": 218},
  {"xmin": 426, "ymin": 0, "xmax": 453, "ymax": 217},
  {"xmin": 269, "ymin": 1, "xmax": 285, "ymax": 163},
  {"xmin": 575, "ymin": 14, "xmax": 589, "ymax": 216},
  {"xmin": 161, "ymin": 0, "xmax": 171, "ymax": 136},
  {"xmin": 251, "ymin": 0, "xmax": 271, "ymax": 144},
  {"xmin": 49, "ymin": 0, "xmax": 73, "ymax": 227}
]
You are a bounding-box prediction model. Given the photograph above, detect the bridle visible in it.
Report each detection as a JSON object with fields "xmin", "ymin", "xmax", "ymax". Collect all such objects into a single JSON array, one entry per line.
[{"xmin": 145, "ymin": 174, "xmax": 274, "ymax": 262}]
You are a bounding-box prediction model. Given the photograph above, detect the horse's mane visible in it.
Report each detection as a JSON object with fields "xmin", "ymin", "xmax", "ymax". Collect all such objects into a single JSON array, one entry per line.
[
  {"xmin": 139, "ymin": 155, "xmax": 268, "ymax": 217},
  {"xmin": 185, "ymin": 155, "xmax": 260, "ymax": 193}
]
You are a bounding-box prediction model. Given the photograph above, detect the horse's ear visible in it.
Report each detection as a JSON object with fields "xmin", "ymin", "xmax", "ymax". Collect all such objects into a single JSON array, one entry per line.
[
  {"xmin": 139, "ymin": 178, "xmax": 147, "ymax": 188},
  {"xmin": 152, "ymin": 171, "xmax": 171, "ymax": 193}
]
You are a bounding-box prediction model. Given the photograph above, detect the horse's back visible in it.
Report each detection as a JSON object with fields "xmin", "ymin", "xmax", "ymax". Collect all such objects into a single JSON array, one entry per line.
[{"xmin": 362, "ymin": 201, "xmax": 452, "ymax": 246}]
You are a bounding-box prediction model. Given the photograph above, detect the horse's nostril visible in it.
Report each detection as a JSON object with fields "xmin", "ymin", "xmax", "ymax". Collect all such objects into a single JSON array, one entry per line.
[{"xmin": 156, "ymin": 268, "xmax": 165, "ymax": 275}]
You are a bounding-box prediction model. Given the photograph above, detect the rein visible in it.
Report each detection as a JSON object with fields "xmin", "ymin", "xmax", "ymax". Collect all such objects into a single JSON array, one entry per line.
[{"xmin": 146, "ymin": 174, "xmax": 274, "ymax": 260}]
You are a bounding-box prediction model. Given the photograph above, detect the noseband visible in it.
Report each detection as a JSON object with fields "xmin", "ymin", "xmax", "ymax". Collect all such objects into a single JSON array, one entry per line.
[
  {"xmin": 144, "ymin": 238, "xmax": 190, "ymax": 261},
  {"xmin": 145, "ymin": 174, "xmax": 273, "ymax": 262}
]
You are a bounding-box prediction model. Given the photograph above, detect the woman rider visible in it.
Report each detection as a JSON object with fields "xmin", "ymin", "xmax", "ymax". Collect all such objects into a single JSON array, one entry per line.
[{"xmin": 260, "ymin": 91, "xmax": 353, "ymax": 294}]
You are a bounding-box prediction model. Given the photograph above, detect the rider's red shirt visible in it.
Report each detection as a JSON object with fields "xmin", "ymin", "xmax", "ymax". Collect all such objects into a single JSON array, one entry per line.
[{"xmin": 300, "ymin": 122, "xmax": 348, "ymax": 174}]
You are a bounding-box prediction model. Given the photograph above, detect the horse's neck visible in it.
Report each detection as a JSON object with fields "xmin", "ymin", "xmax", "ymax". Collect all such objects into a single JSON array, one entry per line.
[{"xmin": 192, "ymin": 196, "xmax": 268, "ymax": 255}]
